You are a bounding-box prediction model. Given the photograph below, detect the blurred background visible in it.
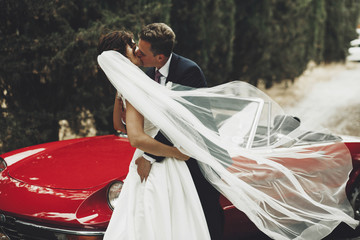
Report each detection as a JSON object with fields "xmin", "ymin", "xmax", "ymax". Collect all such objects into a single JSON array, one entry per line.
[{"xmin": 1, "ymin": 0, "xmax": 360, "ymax": 154}]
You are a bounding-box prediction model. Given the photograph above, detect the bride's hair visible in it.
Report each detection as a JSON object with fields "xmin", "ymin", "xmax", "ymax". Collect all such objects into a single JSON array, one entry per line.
[
  {"xmin": 98, "ymin": 30, "xmax": 135, "ymax": 56},
  {"xmin": 139, "ymin": 23, "xmax": 175, "ymax": 57}
]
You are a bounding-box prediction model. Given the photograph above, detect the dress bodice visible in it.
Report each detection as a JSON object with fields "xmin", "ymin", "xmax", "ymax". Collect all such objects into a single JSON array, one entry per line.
[
  {"xmin": 120, "ymin": 94, "xmax": 158, "ymax": 137},
  {"xmin": 143, "ymin": 118, "xmax": 159, "ymax": 137}
]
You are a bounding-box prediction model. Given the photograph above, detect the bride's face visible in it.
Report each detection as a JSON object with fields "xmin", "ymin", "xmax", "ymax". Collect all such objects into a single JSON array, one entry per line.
[{"xmin": 125, "ymin": 44, "xmax": 142, "ymax": 66}]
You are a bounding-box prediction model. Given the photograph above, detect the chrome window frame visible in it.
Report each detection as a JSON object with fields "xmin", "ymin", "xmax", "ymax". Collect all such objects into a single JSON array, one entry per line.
[{"xmin": 245, "ymin": 98, "xmax": 264, "ymax": 149}]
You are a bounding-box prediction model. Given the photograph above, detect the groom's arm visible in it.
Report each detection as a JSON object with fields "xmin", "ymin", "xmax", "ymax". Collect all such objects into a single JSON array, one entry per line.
[{"xmin": 143, "ymin": 61, "xmax": 207, "ymax": 163}]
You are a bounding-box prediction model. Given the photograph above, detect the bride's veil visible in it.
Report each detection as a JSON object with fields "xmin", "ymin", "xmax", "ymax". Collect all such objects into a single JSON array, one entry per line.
[{"xmin": 98, "ymin": 50, "xmax": 358, "ymax": 240}]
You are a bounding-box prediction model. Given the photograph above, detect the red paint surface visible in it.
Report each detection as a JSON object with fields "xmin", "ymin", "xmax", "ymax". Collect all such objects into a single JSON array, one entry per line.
[{"xmin": 1, "ymin": 135, "xmax": 360, "ymax": 237}]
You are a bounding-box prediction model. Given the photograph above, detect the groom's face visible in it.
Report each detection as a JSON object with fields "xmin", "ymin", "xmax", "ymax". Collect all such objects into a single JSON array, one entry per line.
[{"xmin": 136, "ymin": 39, "xmax": 159, "ymax": 68}]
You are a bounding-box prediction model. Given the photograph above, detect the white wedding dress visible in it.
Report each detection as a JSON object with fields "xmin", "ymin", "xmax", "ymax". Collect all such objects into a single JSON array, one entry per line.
[{"xmin": 103, "ymin": 118, "xmax": 210, "ymax": 240}]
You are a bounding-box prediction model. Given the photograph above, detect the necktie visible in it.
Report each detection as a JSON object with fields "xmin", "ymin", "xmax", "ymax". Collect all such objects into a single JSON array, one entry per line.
[{"xmin": 154, "ymin": 70, "xmax": 162, "ymax": 83}]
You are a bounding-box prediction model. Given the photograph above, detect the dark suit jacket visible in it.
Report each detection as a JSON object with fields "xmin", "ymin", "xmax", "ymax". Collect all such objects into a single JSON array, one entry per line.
[
  {"xmin": 144, "ymin": 53, "xmax": 207, "ymax": 162},
  {"xmin": 147, "ymin": 53, "xmax": 207, "ymax": 88}
]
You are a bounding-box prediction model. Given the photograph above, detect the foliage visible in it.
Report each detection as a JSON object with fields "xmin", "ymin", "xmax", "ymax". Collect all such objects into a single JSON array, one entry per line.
[
  {"xmin": 323, "ymin": 0, "xmax": 360, "ymax": 62},
  {"xmin": 0, "ymin": 0, "xmax": 359, "ymax": 153},
  {"xmin": 232, "ymin": 0, "xmax": 329, "ymax": 87},
  {"xmin": 171, "ymin": 0, "xmax": 235, "ymax": 86},
  {"xmin": 0, "ymin": 0, "xmax": 171, "ymax": 153}
]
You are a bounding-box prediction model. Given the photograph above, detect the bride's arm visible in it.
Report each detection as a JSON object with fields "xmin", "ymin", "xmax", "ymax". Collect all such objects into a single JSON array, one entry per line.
[
  {"xmin": 113, "ymin": 94, "xmax": 127, "ymax": 133},
  {"xmin": 125, "ymin": 100, "xmax": 189, "ymax": 161}
]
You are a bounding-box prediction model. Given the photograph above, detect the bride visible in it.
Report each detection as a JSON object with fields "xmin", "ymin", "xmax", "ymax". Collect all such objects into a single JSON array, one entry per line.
[
  {"xmin": 99, "ymin": 31, "xmax": 211, "ymax": 240},
  {"xmin": 97, "ymin": 31, "xmax": 358, "ymax": 240}
]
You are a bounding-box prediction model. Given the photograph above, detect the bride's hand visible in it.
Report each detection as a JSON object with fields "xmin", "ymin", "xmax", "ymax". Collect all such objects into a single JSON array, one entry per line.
[{"xmin": 135, "ymin": 156, "xmax": 152, "ymax": 182}]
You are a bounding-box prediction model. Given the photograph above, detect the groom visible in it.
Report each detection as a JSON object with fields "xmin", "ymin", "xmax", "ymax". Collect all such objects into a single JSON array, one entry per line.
[{"xmin": 135, "ymin": 23, "xmax": 224, "ymax": 240}]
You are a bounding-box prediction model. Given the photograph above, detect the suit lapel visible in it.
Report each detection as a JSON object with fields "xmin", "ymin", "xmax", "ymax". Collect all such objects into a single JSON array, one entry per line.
[
  {"xmin": 166, "ymin": 53, "xmax": 179, "ymax": 84},
  {"xmin": 147, "ymin": 53, "xmax": 179, "ymax": 83}
]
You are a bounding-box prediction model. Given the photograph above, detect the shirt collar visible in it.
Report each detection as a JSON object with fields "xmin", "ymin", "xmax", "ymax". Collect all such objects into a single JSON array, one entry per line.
[{"xmin": 156, "ymin": 53, "xmax": 172, "ymax": 78}]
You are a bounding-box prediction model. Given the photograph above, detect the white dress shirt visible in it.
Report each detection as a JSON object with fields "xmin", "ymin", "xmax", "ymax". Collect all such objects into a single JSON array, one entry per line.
[{"xmin": 143, "ymin": 54, "xmax": 173, "ymax": 164}]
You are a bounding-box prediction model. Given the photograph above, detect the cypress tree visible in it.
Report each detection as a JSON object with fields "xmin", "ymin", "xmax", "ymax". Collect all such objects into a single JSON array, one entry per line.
[
  {"xmin": 0, "ymin": 0, "xmax": 171, "ymax": 153},
  {"xmin": 323, "ymin": 0, "xmax": 360, "ymax": 62},
  {"xmin": 231, "ymin": 0, "xmax": 359, "ymax": 88},
  {"xmin": 231, "ymin": 0, "xmax": 274, "ymax": 87},
  {"xmin": 1, "ymin": 0, "xmax": 359, "ymax": 154},
  {"xmin": 170, "ymin": 0, "xmax": 235, "ymax": 86}
]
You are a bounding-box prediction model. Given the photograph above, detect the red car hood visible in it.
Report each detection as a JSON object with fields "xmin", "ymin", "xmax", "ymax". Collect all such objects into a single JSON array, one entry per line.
[{"xmin": 2, "ymin": 135, "xmax": 135, "ymax": 190}]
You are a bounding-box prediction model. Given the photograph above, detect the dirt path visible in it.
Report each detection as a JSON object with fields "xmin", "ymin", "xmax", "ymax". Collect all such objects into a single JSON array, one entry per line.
[{"xmin": 260, "ymin": 61, "xmax": 360, "ymax": 137}]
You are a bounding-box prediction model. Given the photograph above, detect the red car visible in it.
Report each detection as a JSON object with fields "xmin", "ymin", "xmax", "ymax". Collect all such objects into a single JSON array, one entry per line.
[{"xmin": 1, "ymin": 98, "xmax": 360, "ymax": 240}]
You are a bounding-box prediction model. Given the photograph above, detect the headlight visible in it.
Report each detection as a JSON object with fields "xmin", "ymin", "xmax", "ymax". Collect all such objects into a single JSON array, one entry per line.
[
  {"xmin": 107, "ymin": 181, "xmax": 123, "ymax": 210},
  {"xmin": 0, "ymin": 158, "xmax": 6, "ymax": 173}
]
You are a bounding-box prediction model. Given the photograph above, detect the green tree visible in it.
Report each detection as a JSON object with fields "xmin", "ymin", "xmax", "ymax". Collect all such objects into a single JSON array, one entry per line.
[
  {"xmin": 231, "ymin": 0, "xmax": 359, "ymax": 88},
  {"xmin": 323, "ymin": 0, "xmax": 360, "ymax": 62},
  {"xmin": 1, "ymin": 0, "xmax": 359, "ymax": 154},
  {"xmin": 170, "ymin": 0, "xmax": 235, "ymax": 86},
  {"xmin": 231, "ymin": 0, "xmax": 273, "ymax": 87},
  {"xmin": 0, "ymin": 0, "xmax": 171, "ymax": 153}
]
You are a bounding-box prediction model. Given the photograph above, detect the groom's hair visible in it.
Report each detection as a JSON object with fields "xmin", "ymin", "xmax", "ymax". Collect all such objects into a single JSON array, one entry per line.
[
  {"xmin": 139, "ymin": 23, "xmax": 175, "ymax": 57},
  {"xmin": 98, "ymin": 30, "xmax": 136, "ymax": 56}
]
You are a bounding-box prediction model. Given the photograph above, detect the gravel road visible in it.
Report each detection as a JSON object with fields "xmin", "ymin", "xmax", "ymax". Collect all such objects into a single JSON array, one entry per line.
[{"xmin": 261, "ymin": 61, "xmax": 360, "ymax": 138}]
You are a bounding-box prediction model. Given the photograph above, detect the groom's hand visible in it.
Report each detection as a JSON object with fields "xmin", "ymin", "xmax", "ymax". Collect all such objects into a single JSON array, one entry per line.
[{"xmin": 135, "ymin": 156, "xmax": 152, "ymax": 182}]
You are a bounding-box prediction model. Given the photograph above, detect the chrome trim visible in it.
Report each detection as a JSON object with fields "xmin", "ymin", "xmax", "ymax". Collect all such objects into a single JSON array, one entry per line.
[
  {"xmin": 246, "ymin": 98, "xmax": 264, "ymax": 149},
  {"xmin": 267, "ymin": 101, "xmax": 272, "ymax": 147},
  {"xmin": 0, "ymin": 214, "xmax": 5, "ymax": 223},
  {"xmin": 0, "ymin": 157, "xmax": 6, "ymax": 172},
  {"xmin": 115, "ymin": 132, "xmax": 128, "ymax": 138},
  {"xmin": 16, "ymin": 220, "xmax": 104, "ymax": 236}
]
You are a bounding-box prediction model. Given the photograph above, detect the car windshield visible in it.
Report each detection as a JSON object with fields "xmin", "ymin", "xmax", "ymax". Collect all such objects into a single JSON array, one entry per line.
[
  {"xmin": 174, "ymin": 82, "xmax": 341, "ymax": 151},
  {"xmin": 209, "ymin": 83, "xmax": 341, "ymax": 150},
  {"xmin": 212, "ymin": 97, "xmax": 263, "ymax": 149}
]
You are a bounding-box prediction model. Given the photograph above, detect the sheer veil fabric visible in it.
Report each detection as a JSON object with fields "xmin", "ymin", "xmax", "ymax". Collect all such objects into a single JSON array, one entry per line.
[{"xmin": 98, "ymin": 50, "xmax": 358, "ymax": 240}]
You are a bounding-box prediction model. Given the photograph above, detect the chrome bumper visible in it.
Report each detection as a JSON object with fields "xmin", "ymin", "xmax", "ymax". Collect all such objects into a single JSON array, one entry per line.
[{"xmin": 0, "ymin": 213, "xmax": 104, "ymax": 240}]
